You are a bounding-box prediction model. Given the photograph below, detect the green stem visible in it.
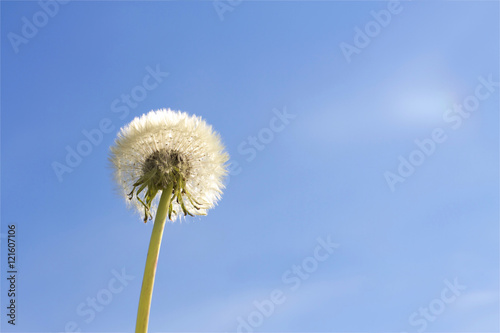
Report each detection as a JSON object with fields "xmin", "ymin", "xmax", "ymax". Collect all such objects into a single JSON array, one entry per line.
[{"xmin": 135, "ymin": 182, "xmax": 174, "ymax": 333}]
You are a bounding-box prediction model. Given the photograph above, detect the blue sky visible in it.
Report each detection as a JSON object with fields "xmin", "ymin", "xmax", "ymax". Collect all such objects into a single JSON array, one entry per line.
[{"xmin": 1, "ymin": 1, "xmax": 498, "ymax": 332}]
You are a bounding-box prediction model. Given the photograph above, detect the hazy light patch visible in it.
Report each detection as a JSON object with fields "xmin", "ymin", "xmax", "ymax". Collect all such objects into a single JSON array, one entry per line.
[
  {"xmin": 301, "ymin": 54, "xmax": 463, "ymax": 146},
  {"xmin": 388, "ymin": 88, "xmax": 455, "ymax": 126},
  {"xmin": 461, "ymin": 311, "xmax": 500, "ymax": 332},
  {"xmin": 455, "ymin": 290, "xmax": 498, "ymax": 310},
  {"xmin": 450, "ymin": 290, "xmax": 499, "ymax": 331},
  {"xmin": 381, "ymin": 53, "xmax": 461, "ymax": 128},
  {"xmin": 267, "ymin": 276, "xmax": 367, "ymax": 329},
  {"xmin": 156, "ymin": 288, "xmax": 281, "ymax": 331},
  {"xmin": 156, "ymin": 277, "xmax": 367, "ymax": 331}
]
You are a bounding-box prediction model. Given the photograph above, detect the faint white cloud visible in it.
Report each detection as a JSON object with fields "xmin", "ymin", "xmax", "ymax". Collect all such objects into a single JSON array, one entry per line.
[
  {"xmin": 154, "ymin": 276, "xmax": 367, "ymax": 331},
  {"xmin": 267, "ymin": 276, "xmax": 367, "ymax": 329},
  {"xmin": 387, "ymin": 87, "xmax": 454, "ymax": 126},
  {"xmin": 302, "ymin": 56, "xmax": 464, "ymax": 147},
  {"xmin": 380, "ymin": 54, "xmax": 461, "ymax": 128},
  {"xmin": 155, "ymin": 288, "xmax": 273, "ymax": 331},
  {"xmin": 453, "ymin": 290, "xmax": 499, "ymax": 332},
  {"xmin": 455, "ymin": 289, "xmax": 498, "ymax": 311}
]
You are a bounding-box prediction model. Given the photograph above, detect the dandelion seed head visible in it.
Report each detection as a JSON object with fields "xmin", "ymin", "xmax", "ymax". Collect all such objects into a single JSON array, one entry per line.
[{"xmin": 109, "ymin": 109, "xmax": 228, "ymax": 222}]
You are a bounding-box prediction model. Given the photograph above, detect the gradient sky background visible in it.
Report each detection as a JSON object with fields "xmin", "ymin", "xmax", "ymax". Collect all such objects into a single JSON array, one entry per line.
[{"xmin": 1, "ymin": 1, "xmax": 499, "ymax": 332}]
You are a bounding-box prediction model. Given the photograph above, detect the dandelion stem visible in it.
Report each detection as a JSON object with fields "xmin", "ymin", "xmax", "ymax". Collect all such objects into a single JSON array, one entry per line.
[{"xmin": 135, "ymin": 182, "xmax": 174, "ymax": 333}]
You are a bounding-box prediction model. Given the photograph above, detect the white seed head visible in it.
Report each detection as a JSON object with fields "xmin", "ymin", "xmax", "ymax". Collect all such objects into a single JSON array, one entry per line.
[{"xmin": 109, "ymin": 109, "xmax": 229, "ymax": 222}]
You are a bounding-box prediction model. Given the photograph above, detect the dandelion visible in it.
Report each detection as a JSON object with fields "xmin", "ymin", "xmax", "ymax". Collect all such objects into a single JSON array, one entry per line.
[{"xmin": 109, "ymin": 109, "xmax": 228, "ymax": 333}]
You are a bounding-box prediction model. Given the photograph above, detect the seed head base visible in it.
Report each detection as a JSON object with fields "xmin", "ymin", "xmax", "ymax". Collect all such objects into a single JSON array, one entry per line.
[{"xmin": 127, "ymin": 149, "xmax": 207, "ymax": 222}]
